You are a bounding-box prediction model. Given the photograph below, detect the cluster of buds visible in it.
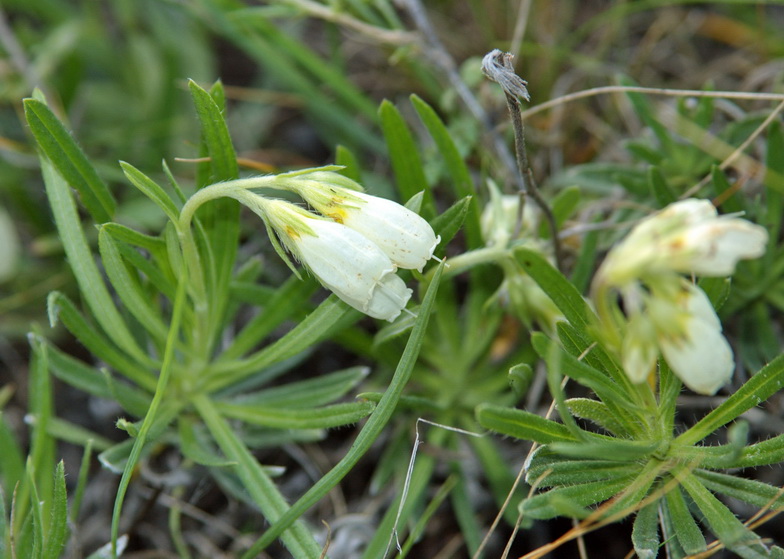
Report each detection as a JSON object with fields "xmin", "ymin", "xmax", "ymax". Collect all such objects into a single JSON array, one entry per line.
[
  {"xmin": 223, "ymin": 169, "xmax": 440, "ymax": 322},
  {"xmin": 593, "ymin": 199, "xmax": 768, "ymax": 394},
  {"xmin": 479, "ymin": 180, "xmax": 564, "ymax": 332}
]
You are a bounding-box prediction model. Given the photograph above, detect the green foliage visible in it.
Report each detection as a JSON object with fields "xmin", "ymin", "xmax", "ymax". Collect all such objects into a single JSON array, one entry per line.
[{"xmin": 5, "ymin": 2, "xmax": 784, "ymax": 558}]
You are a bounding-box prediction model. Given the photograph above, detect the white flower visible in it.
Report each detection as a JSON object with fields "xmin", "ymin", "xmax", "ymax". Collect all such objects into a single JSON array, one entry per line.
[
  {"xmin": 236, "ymin": 194, "xmax": 412, "ymax": 321},
  {"xmin": 293, "ymin": 218, "xmax": 413, "ymax": 321},
  {"xmin": 276, "ymin": 172, "xmax": 440, "ymax": 272},
  {"xmin": 600, "ymin": 198, "xmax": 768, "ymax": 287},
  {"xmin": 619, "ymin": 281, "xmax": 734, "ymax": 395},
  {"xmin": 651, "ymin": 282, "xmax": 734, "ymax": 394}
]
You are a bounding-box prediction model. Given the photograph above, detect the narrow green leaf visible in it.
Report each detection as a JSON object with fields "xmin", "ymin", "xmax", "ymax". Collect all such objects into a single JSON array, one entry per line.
[
  {"xmin": 243, "ymin": 261, "xmax": 445, "ymax": 558},
  {"xmin": 361, "ymin": 427, "xmax": 449, "ymax": 559},
  {"xmin": 177, "ymin": 417, "xmax": 235, "ymax": 467},
  {"xmin": 98, "ymin": 439, "xmax": 137, "ymax": 475},
  {"xmin": 43, "ymin": 462, "xmax": 68, "ymax": 559},
  {"xmin": 0, "ymin": 413, "xmax": 25, "ymax": 493},
  {"xmin": 475, "ymin": 403, "xmax": 577, "ymax": 444},
  {"xmin": 620, "ymin": 76, "xmax": 674, "ymax": 154},
  {"xmin": 98, "ymin": 227, "xmax": 169, "ymax": 342},
  {"xmin": 188, "ymin": 80, "xmax": 238, "ymax": 182},
  {"xmin": 100, "ymin": 222, "xmax": 166, "ymax": 254},
  {"xmin": 675, "ymin": 353, "xmax": 784, "ymax": 446},
  {"xmin": 410, "ymin": 94, "xmax": 481, "ymax": 247},
  {"xmin": 513, "ymin": 247, "xmax": 595, "ymax": 331},
  {"xmin": 648, "ymin": 166, "xmax": 677, "ymax": 206},
  {"xmin": 335, "ymin": 145, "xmax": 361, "ymax": 182},
  {"xmin": 712, "ymin": 165, "xmax": 744, "ymax": 214},
  {"xmin": 378, "ymin": 99, "xmax": 433, "ymax": 215},
  {"xmin": 631, "ymin": 500, "xmax": 660, "ymax": 559},
  {"xmin": 215, "ymin": 401, "xmax": 375, "ymax": 429},
  {"xmin": 680, "ymin": 473, "xmax": 770, "ymax": 559},
  {"xmin": 548, "ymin": 438, "xmax": 660, "ymax": 462},
  {"xmin": 0, "ymin": 482, "xmax": 7, "ymax": 558},
  {"xmin": 106, "ymin": 230, "xmax": 177, "ymax": 302},
  {"xmin": 532, "ymin": 332, "xmax": 639, "ymax": 417},
  {"xmin": 46, "ymin": 292, "xmax": 156, "ymax": 391},
  {"xmin": 556, "ymin": 322, "xmax": 632, "ymax": 393},
  {"xmin": 24, "ymin": 98, "xmax": 115, "ymax": 223},
  {"xmin": 70, "ymin": 441, "xmax": 93, "ymax": 523},
  {"xmin": 526, "ymin": 449, "xmax": 640, "ymax": 488},
  {"xmin": 41, "ymin": 335, "xmax": 153, "ymax": 417},
  {"xmin": 220, "ymin": 275, "xmax": 320, "ymax": 360},
  {"xmin": 566, "ymin": 398, "xmax": 631, "ymax": 437},
  {"xmin": 569, "ymin": 216, "xmax": 600, "ymax": 294},
  {"xmin": 207, "ymin": 295, "xmax": 359, "ymax": 390},
  {"xmin": 695, "ymin": 469, "xmax": 784, "ymax": 511},
  {"xmin": 664, "ymin": 484, "xmax": 707, "ymax": 554},
  {"xmin": 189, "ymin": 80, "xmax": 240, "ymax": 355},
  {"xmin": 543, "ymin": 335, "xmax": 585, "ymax": 439},
  {"xmin": 521, "ymin": 476, "xmax": 635, "ymax": 520},
  {"xmin": 40, "ymin": 157, "xmax": 153, "ymax": 369},
  {"xmin": 27, "ymin": 460, "xmax": 45, "ymax": 559},
  {"xmin": 398, "ymin": 475, "xmax": 457, "ymax": 558},
  {"xmin": 119, "ymin": 162, "xmax": 180, "ymax": 223},
  {"xmin": 657, "ymin": 360, "xmax": 681, "ymax": 439},
  {"xmin": 451, "ymin": 472, "xmax": 483, "ymax": 557},
  {"xmin": 230, "ymin": 366, "xmax": 369, "ymax": 408},
  {"xmin": 27, "ymin": 334, "xmax": 55, "ymax": 523},
  {"xmin": 764, "ymin": 121, "xmax": 784, "ymax": 254},
  {"xmin": 698, "ymin": 276, "xmax": 732, "ymax": 310},
  {"xmin": 194, "ymin": 395, "xmax": 323, "ymax": 558}
]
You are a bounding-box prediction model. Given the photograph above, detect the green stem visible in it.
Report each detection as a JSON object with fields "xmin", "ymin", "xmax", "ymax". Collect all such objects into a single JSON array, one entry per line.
[
  {"xmin": 111, "ymin": 277, "xmax": 187, "ymax": 557},
  {"xmin": 239, "ymin": 261, "xmax": 445, "ymax": 558},
  {"xmin": 175, "ymin": 177, "xmax": 276, "ymax": 359}
]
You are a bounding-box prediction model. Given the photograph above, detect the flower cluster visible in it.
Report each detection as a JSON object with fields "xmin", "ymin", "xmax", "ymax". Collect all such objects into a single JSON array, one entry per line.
[
  {"xmin": 593, "ymin": 199, "xmax": 768, "ymax": 394},
  {"xmin": 226, "ymin": 170, "xmax": 440, "ymax": 322}
]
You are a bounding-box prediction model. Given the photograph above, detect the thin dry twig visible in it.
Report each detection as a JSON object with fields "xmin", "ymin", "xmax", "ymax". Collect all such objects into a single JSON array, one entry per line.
[{"xmin": 482, "ymin": 49, "xmax": 565, "ymax": 272}]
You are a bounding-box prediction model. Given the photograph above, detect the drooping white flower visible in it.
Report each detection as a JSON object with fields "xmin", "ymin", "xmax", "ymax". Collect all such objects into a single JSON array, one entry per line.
[
  {"xmin": 592, "ymin": 198, "xmax": 768, "ymax": 394},
  {"xmin": 275, "ymin": 171, "xmax": 441, "ymax": 272},
  {"xmin": 291, "ymin": 218, "xmax": 413, "ymax": 321},
  {"xmin": 234, "ymin": 192, "xmax": 412, "ymax": 321},
  {"xmin": 616, "ymin": 281, "xmax": 734, "ymax": 395},
  {"xmin": 599, "ymin": 198, "xmax": 768, "ymax": 287},
  {"xmin": 650, "ymin": 282, "xmax": 734, "ymax": 395}
]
